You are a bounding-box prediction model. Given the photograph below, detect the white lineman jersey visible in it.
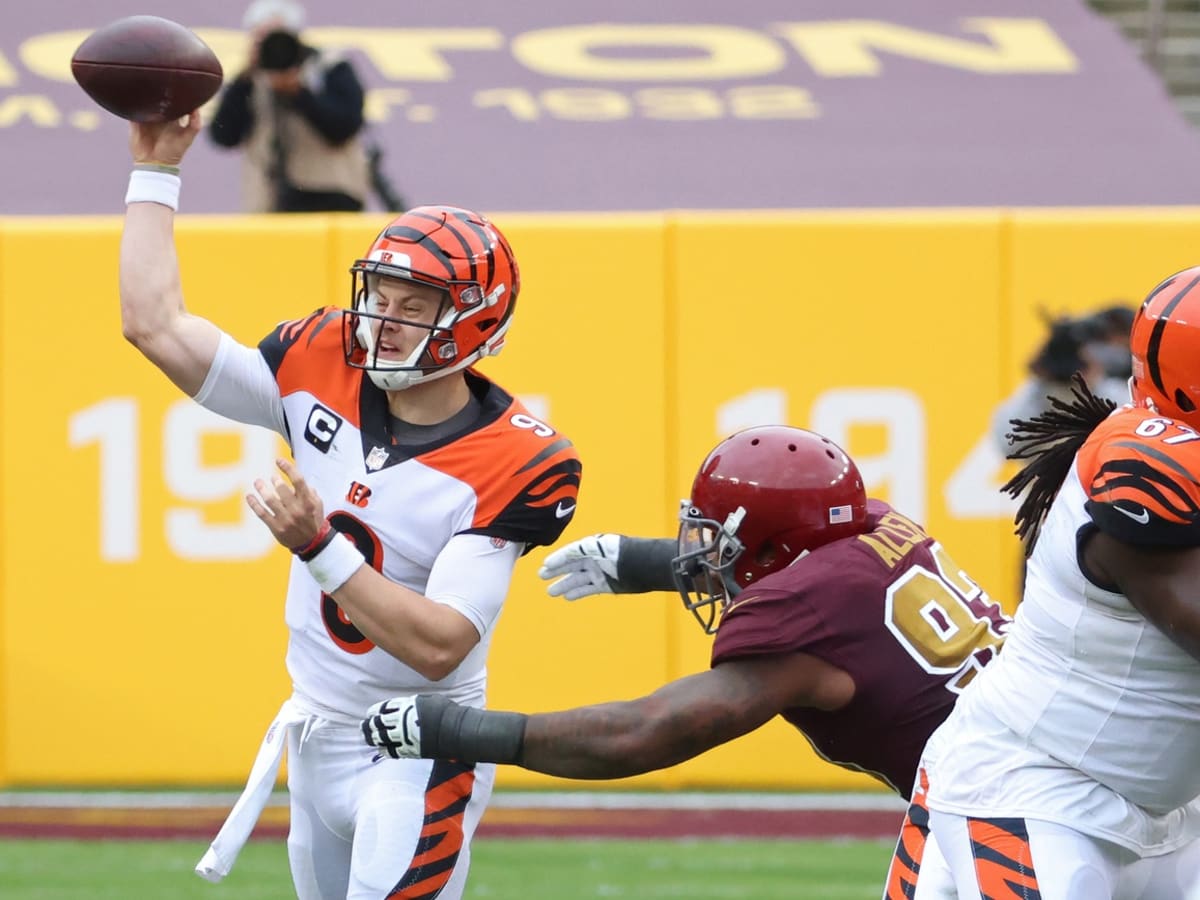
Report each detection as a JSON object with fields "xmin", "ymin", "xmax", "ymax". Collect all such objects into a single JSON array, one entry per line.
[
  {"xmin": 925, "ymin": 406, "xmax": 1200, "ymax": 854},
  {"xmin": 195, "ymin": 309, "xmax": 582, "ymax": 716}
]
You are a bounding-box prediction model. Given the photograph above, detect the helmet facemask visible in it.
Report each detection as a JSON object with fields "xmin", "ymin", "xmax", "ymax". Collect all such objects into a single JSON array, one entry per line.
[
  {"xmin": 672, "ymin": 502, "xmax": 746, "ymax": 634},
  {"xmin": 344, "ymin": 266, "xmax": 510, "ymax": 392}
]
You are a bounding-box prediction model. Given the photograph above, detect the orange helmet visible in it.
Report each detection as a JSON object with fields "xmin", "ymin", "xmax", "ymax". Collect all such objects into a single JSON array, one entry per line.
[
  {"xmin": 1130, "ymin": 266, "xmax": 1200, "ymax": 429},
  {"xmin": 345, "ymin": 206, "xmax": 519, "ymax": 390}
]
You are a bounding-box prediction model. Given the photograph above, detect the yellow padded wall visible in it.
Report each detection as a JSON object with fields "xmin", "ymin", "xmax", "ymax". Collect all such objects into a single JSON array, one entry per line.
[
  {"xmin": 5, "ymin": 208, "xmax": 1196, "ymax": 789},
  {"xmin": 1007, "ymin": 208, "xmax": 1200, "ymax": 370},
  {"xmin": 0, "ymin": 216, "xmax": 323, "ymax": 784}
]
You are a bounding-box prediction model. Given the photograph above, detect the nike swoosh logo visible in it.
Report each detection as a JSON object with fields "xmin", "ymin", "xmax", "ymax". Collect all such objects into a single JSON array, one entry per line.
[
  {"xmin": 555, "ymin": 501, "xmax": 576, "ymax": 519},
  {"xmin": 1113, "ymin": 503, "xmax": 1150, "ymax": 525}
]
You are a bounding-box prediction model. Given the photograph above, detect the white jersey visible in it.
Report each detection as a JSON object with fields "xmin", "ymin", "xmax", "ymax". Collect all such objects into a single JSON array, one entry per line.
[
  {"xmin": 193, "ymin": 308, "xmax": 581, "ymax": 718},
  {"xmin": 926, "ymin": 405, "xmax": 1200, "ymax": 854}
]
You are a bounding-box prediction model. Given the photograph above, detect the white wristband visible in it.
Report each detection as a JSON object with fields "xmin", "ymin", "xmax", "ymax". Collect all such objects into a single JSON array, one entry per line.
[
  {"xmin": 305, "ymin": 532, "xmax": 365, "ymax": 595},
  {"xmin": 125, "ymin": 169, "xmax": 181, "ymax": 211}
]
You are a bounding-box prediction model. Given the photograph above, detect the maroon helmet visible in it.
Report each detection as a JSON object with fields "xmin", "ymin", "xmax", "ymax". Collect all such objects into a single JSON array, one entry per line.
[{"xmin": 673, "ymin": 425, "xmax": 868, "ymax": 633}]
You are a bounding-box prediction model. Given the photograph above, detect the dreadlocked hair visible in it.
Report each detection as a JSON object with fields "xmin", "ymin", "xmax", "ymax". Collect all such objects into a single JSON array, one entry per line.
[{"xmin": 1002, "ymin": 372, "xmax": 1117, "ymax": 555}]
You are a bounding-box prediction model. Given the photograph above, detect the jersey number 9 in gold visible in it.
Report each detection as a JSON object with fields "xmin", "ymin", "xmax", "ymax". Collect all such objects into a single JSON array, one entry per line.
[{"xmin": 883, "ymin": 543, "xmax": 1007, "ymax": 693}]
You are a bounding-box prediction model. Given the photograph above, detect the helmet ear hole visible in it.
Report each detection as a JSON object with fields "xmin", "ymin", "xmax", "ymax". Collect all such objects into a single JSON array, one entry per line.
[
  {"xmin": 755, "ymin": 542, "xmax": 776, "ymax": 568},
  {"xmin": 1176, "ymin": 389, "xmax": 1196, "ymax": 413}
]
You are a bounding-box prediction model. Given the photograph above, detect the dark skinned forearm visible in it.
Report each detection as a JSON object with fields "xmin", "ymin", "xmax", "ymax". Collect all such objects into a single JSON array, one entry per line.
[
  {"xmin": 517, "ymin": 668, "xmax": 779, "ymax": 779},
  {"xmin": 391, "ymin": 655, "xmax": 836, "ymax": 776}
]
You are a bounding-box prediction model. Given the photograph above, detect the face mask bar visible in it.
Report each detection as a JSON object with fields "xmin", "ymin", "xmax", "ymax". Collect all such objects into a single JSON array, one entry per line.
[
  {"xmin": 343, "ymin": 267, "xmax": 460, "ymax": 376},
  {"xmin": 347, "ymin": 300, "xmax": 456, "ymax": 374},
  {"xmin": 346, "ymin": 263, "xmax": 504, "ymax": 366},
  {"xmin": 671, "ymin": 502, "xmax": 746, "ymax": 634}
]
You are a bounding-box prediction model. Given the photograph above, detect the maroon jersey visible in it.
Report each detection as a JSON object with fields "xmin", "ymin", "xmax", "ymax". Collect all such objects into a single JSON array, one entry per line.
[{"xmin": 710, "ymin": 500, "xmax": 1009, "ymax": 795}]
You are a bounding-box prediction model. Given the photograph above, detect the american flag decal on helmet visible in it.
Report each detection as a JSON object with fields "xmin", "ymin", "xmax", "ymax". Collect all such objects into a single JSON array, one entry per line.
[{"xmin": 829, "ymin": 505, "xmax": 854, "ymax": 524}]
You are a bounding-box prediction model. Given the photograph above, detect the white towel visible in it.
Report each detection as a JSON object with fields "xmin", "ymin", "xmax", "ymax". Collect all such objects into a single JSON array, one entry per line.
[{"xmin": 195, "ymin": 699, "xmax": 307, "ymax": 883}]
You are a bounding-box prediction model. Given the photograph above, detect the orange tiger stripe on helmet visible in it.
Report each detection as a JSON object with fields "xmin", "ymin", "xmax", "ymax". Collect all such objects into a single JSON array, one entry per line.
[
  {"xmin": 966, "ymin": 817, "xmax": 1040, "ymax": 900},
  {"xmin": 1131, "ymin": 266, "xmax": 1200, "ymax": 430},
  {"xmin": 387, "ymin": 761, "xmax": 475, "ymax": 899},
  {"xmin": 266, "ymin": 307, "xmax": 366, "ymax": 428}
]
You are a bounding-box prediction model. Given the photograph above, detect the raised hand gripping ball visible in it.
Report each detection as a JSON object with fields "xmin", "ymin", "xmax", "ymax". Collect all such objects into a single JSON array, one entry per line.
[{"xmin": 71, "ymin": 16, "xmax": 223, "ymax": 123}]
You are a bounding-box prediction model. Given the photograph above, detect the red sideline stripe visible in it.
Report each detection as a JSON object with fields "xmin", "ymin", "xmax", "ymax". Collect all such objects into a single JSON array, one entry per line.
[{"xmin": 0, "ymin": 805, "xmax": 902, "ymax": 841}]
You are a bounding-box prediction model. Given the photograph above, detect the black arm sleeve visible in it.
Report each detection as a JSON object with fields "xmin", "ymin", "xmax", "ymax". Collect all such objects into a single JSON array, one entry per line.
[
  {"xmin": 617, "ymin": 537, "xmax": 678, "ymax": 593},
  {"xmin": 207, "ymin": 74, "xmax": 256, "ymax": 147},
  {"xmin": 417, "ymin": 695, "xmax": 528, "ymax": 765},
  {"xmin": 291, "ymin": 61, "xmax": 365, "ymax": 144}
]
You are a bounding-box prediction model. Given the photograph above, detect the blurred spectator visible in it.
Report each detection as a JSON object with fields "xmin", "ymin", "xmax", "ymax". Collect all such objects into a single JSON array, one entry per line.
[
  {"xmin": 990, "ymin": 309, "xmax": 1131, "ymax": 458},
  {"xmin": 208, "ymin": 0, "xmax": 372, "ymax": 213},
  {"xmin": 1079, "ymin": 302, "xmax": 1136, "ymax": 381}
]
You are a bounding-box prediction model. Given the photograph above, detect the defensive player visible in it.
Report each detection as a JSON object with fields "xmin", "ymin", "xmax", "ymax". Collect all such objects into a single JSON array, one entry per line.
[
  {"xmin": 899, "ymin": 268, "xmax": 1200, "ymax": 899},
  {"xmin": 119, "ymin": 112, "xmax": 581, "ymax": 899},
  {"xmin": 362, "ymin": 425, "xmax": 1010, "ymax": 897}
]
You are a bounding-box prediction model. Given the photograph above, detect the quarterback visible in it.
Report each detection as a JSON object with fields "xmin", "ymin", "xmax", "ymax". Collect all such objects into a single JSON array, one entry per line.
[
  {"xmin": 901, "ymin": 268, "xmax": 1200, "ymax": 899},
  {"xmin": 362, "ymin": 425, "xmax": 1011, "ymax": 898},
  {"xmin": 118, "ymin": 111, "xmax": 581, "ymax": 899}
]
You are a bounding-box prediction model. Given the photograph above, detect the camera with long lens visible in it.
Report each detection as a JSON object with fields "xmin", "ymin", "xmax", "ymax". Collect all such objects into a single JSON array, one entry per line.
[{"xmin": 258, "ymin": 29, "xmax": 302, "ymax": 71}]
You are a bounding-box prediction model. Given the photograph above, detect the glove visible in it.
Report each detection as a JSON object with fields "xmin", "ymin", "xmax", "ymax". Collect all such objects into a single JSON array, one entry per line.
[
  {"xmin": 362, "ymin": 696, "xmax": 421, "ymax": 759},
  {"xmin": 538, "ymin": 533, "xmax": 623, "ymax": 600}
]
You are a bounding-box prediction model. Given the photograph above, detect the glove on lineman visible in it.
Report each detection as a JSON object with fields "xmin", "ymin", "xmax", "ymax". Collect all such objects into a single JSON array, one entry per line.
[
  {"xmin": 538, "ymin": 533, "xmax": 623, "ymax": 600},
  {"xmin": 363, "ymin": 696, "xmax": 422, "ymax": 759}
]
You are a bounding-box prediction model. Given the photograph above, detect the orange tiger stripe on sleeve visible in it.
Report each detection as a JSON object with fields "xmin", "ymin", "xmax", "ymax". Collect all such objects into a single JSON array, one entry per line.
[
  {"xmin": 259, "ymin": 306, "xmax": 364, "ymax": 427},
  {"xmin": 418, "ymin": 400, "xmax": 582, "ymax": 544},
  {"xmin": 1077, "ymin": 407, "xmax": 1200, "ymax": 545}
]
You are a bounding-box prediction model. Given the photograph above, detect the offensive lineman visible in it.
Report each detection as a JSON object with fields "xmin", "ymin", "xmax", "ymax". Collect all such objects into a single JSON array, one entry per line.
[
  {"xmin": 896, "ymin": 268, "xmax": 1200, "ymax": 898},
  {"xmin": 362, "ymin": 425, "xmax": 1011, "ymax": 898},
  {"xmin": 119, "ymin": 112, "xmax": 581, "ymax": 899}
]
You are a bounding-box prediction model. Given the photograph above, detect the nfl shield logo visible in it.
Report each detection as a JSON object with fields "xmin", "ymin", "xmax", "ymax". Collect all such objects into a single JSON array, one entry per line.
[
  {"xmin": 365, "ymin": 446, "xmax": 389, "ymax": 471},
  {"xmin": 828, "ymin": 504, "xmax": 854, "ymax": 524}
]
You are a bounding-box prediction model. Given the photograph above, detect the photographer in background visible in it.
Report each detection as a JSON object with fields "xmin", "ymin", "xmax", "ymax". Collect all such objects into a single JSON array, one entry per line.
[
  {"xmin": 990, "ymin": 310, "xmax": 1130, "ymax": 460},
  {"xmin": 1080, "ymin": 302, "xmax": 1136, "ymax": 381},
  {"xmin": 208, "ymin": 0, "xmax": 375, "ymax": 213}
]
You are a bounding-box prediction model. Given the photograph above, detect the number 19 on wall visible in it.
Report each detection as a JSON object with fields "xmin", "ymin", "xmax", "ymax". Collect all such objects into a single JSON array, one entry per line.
[{"xmin": 69, "ymin": 398, "xmax": 282, "ymax": 563}]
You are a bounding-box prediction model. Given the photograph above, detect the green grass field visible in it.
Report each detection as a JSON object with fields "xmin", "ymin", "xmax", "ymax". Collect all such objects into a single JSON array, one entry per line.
[{"xmin": 0, "ymin": 837, "xmax": 895, "ymax": 899}]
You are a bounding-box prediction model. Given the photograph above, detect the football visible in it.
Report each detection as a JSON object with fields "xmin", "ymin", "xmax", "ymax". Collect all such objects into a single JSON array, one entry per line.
[{"xmin": 71, "ymin": 16, "xmax": 223, "ymax": 123}]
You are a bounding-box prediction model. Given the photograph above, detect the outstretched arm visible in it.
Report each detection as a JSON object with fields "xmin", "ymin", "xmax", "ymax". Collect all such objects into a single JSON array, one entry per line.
[
  {"xmin": 120, "ymin": 112, "xmax": 223, "ymax": 396},
  {"xmin": 540, "ymin": 534, "xmax": 677, "ymax": 600},
  {"xmin": 364, "ymin": 653, "xmax": 852, "ymax": 779},
  {"xmin": 515, "ymin": 659, "xmax": 801, "ymax": 777}
]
